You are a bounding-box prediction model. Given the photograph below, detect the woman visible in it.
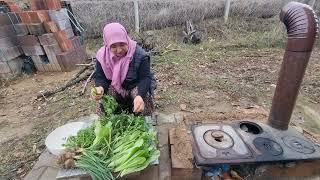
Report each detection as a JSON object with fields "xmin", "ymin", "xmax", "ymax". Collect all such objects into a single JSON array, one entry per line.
[{"xmin": 93, "ymin": 23, "xmax": 156, "ymax": 115}]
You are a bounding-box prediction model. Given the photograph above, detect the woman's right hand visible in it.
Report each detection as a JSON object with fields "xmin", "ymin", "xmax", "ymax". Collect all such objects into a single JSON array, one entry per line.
[{"xmin": 91, "ymin": 86, "xmax": 104, "ymax": 100}]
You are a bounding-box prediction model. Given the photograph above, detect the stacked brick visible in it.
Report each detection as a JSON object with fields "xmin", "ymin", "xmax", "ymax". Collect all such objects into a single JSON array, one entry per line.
[
  {"xmin": 0, "ymin": 0, "xmax": 87, "ymax": 77},
  {"xmin": 15, "ymin": 0, "xmax": 87, "ymax": 72},
  {"xmin": 0, "ymin": 3, "xmax": 24, "ymax": 78}
]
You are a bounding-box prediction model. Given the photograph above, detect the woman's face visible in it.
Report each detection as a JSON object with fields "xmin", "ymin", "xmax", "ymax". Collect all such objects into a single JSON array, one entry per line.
[{"xmin": 110, "ymin": 42, "xmax": 128, "ymax": 57}]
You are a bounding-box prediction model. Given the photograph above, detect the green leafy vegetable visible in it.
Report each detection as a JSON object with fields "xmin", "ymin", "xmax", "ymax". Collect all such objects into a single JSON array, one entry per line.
[{"xmin": 63, "ymin": 95, "xmax": 160, "ymax": 179}]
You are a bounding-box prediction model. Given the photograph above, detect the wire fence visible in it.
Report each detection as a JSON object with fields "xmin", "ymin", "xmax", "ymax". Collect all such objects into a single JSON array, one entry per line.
[{"xmin": 69, "ymin": 0, "xmax": 320, "ymax": 38}]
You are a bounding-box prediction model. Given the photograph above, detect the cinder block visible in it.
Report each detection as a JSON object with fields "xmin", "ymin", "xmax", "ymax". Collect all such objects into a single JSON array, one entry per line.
[
  {"xmin": 48, "ymin": 8, "xmax": 68, "ymax": 21},
  {"xmin": 27, "ymin": 23, "xmax": 46, "ymax": 36},
  {"xmin": 0, "ymin": 46, "xmax": 22, "ymax": 62},
  {"xmin": 0, "ymin": 57, "xmax": 23, "ymax": 78},
  {"xmin": 7, "ymin": 12, "xmax": 21, "ymax": 24},
  {"xmin": 56, "ymin": 46, "xmax": 87, "ymax": 72},
  {"xmin": 53, "ymin": 30, "xmax": 73, "ymax": 52},
  {"xmin": 43, "ymin": 44, "xmax": 62, "ymax": 71},
  {"xmin": 6, "ymin": 2, "xmax": 21, "ymax": 12},
  {"xmin": 30, "ymin": 0, "xmax": 48, "ymax": 10},
  {"xmin": 32, "ymin": 55, "xmax": 61, "ymax": 72},
  {"xmin": 21, "ymin": 45, "xmax": 45, "ymax": 56},
  {"xmin": 0, "ymin": 36, "xmax": 18, "ymax": 48},
  {"xmin": 44, "ymin": 0, "xmax": 61, "ymax": 10},
  {"xmin": 29, "ymin": 10, "xmax": 50, "ymax": 23},
  {"xmin": 13, "ymin": 24, "xmax": 29, "ymax": 36},
  {"xmin": 18, "ymin": 12, "xmax": 31, "ymax": 24},
  {"xmin": 0, "ymin": 25, "xmax": 15, "ymax": 38},
  {"xmin": 0, "ymin": 13, "xmax": 11, "ymax": 25},
  {"xmin": 54, "ymin": 19, "xmax": 71, "ymax": 30},
  {"xmin": 17, "ymin": 35, "xmax": 40, "ymax": 46},
  {"xmin": 70, "ymin": 36, "xmax": 81, "ymax": 48},
  {"xmin": 43, "ymin": 21, "xmax": 59, "ymax": 33},
  {"xmin": 43, "ymin": 43, "xmax": 61, "ymax": 54},
  {"xmin": 38, "ymin": 33, "xmax": 58, "ymax": 46},
  {"xmin": 64, "ymin": 28, "xmax": 74, "ymax": 38}
]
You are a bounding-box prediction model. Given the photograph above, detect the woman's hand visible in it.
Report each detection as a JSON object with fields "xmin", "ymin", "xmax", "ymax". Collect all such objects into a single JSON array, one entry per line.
[
  {"xmin": 91, "ymin": 86, "xmax": 104, "ymax": 100},
  {"xmin": 133, "ymin": 96, "xmax": 145, "ymax": 113}
]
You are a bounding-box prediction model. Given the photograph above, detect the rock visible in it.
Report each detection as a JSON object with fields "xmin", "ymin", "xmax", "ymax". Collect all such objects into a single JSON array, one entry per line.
[{"xmin": 180, "ymin": 104, "xmax": 187, "ymax": 111}]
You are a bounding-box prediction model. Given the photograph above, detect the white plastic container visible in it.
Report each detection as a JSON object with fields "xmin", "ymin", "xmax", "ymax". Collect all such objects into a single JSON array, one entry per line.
[{"xmin": 45, "ymin": 122, "xmax": 91, "ymax": 156}]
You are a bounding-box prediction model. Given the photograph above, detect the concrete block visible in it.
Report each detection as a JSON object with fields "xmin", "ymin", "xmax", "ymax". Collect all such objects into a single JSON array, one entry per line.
[
  {"xmin": 54, "ymin": 19, "xmax": 72, "ymax": 30},
  {"xmin": 31, "ymin": 55, "xmax": 61, "ymax": 72},
  {"xmin": 38, "ymin": 33, "xmax": 58, "ymax": 46},
  {"xmin": 31, "ymin": 0, "xmax": 48, "ymax": 10},
  {"xmin": 0, "ymin": 25, "xmax": 15, "ymax": 38},
  {"xmin": 44, "ymin": 21, "xmax": 59, "ymax": 33},
  {"xmin": 39, "ymin": 167, "xmax": 59, "ymax": 180},
  {"xmin": 0, "ymin": 57, "xmax": 23, "ymax": 78},
  {"xmin": 6, "ymin": 2, "xmax": 21, "ymax": 13},
  {"xmin": 43, "ymin": 43, "xmax": 61, "ymax": 54},
  {"xmin": 45, "ymin": 0, "xmax": 62, "ymax": 10},
  {"xmin": 7, "ymin": 12, "xmax": 21, "ymax": 24},
  {"xmin": 21, "ymin": 45, "xmax": 45, "ymax": 56},
  {"xmin": 29, "ymin": 10, "xmax": 50, "ymax": 23},
  {"xmin": 13, "ymin": 24, "xmax": 29, "ymax": 36},
  {"xmin": 54, "ymin": 30, "xmax": 73, "ymax": 52},
  {"xmin": 0, "ymin": 46, "xmax": 22, "ymax": 62},
  {"xmin": 56, "ymin": 46, "xmax": 87, "ymax": 72},
  {"xmin": 17, "ymin": 12, "xmax": 31, "ymax": 24},
  {"xmin": 48, "ymin": 8, "xmax": 68, "ymax": 21},
  {"xmin": 253, "ymin": 161, "xmax": 320, "ymax": 179},
  {"xmin": 0, "ymin": 36, "xmax": 18, "ymax": 48},
  {"xmin": 65, "ymin": 28, "xmax": 74, "ymax": 38},
  {"xmin": 27, "ymin": 23, "xmax": 46, "ymax": 36},
  {"xmin": 0, "ymin": 13, "xmax": 11, "ymax": 25},
  {"xmin": 43, "ymin": 44, "xmax": 62, "ymax": 71},
  {"xmin": 17, "ymin": 35, "xmax": 40, "ymax": 46}
]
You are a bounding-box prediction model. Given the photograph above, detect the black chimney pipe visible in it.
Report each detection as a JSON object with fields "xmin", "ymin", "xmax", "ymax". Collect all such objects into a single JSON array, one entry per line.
[{"xmin": 268, "ymin": 2, "xmax": 318, "ymax": 130}]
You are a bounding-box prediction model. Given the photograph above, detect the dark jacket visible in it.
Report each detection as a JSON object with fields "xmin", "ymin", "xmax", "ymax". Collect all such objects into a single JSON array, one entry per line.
[{"xmin": 95, "ymin": 45, "xmax": 156, "ymax": 98}]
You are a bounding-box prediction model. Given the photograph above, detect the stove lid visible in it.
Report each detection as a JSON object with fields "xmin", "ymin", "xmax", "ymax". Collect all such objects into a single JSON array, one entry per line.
[{"xmin": 192, "ymin": 124, "xmax": 253, "ymax": 165}]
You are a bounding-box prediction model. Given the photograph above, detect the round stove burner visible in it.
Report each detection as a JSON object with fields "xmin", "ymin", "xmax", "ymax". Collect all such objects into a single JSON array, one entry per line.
[
  {"xmin": 203, "ymin": 130, "xmax": 234, "ymax": 149},
  {"xmin": 254, "ymin": 137, "xmax": 283, "ymax": 156},
  {"xmin": 282, "ymin": 136, "xmax": 315, "ymax": 154}
]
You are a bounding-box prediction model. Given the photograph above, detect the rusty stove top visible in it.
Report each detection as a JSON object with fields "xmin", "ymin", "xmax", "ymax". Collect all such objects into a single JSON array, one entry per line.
[{"xmin": 192, "ymin": 121, "xmax": 320, "ymax": 166}]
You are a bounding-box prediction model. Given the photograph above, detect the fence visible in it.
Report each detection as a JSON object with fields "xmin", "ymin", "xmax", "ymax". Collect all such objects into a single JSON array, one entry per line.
[{"xmin": 69, "ymin": 0, "xmax": 320, "ymax": 38}]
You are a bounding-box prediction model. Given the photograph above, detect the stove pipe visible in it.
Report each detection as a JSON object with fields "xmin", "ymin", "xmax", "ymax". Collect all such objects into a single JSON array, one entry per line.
[{"xmin": 268, "ymin": 2, "xmax": 318, "ymax": 130}]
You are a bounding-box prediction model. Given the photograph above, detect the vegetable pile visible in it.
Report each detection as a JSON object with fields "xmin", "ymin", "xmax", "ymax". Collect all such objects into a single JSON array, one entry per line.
[{"xmin": 59, "ymin": 95, "xmax": 160, "ymax": 180}]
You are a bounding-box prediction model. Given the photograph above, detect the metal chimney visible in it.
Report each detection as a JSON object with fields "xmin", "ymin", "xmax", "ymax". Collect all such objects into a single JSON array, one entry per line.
[{"xmin": 268, "ymin": 2, "xmax": 319, "ymax": 130}]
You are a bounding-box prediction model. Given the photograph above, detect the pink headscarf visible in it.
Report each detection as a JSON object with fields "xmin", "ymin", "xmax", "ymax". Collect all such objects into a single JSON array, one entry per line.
[{"xmin": 96, "ymin": 23, "xmax": 137, "ymax": 97}]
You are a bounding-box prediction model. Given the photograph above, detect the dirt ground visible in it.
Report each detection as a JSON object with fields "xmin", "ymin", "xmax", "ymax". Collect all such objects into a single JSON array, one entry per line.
[{"xmin": 1, "ymin": 17, "xmax": 320, "ymax": 179}]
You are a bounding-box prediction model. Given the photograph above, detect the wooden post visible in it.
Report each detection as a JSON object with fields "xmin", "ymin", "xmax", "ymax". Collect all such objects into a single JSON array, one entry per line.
[
  {"xmin": 134, "ymin": 0, "xmax": 140, "ymax": 33},
  {"xmin": 224, "ymin": 0, "xmax": 231, "ymax": 23},
  {"xmin": 310, "ymin": 0, "xmax": 316, "ymax": 8}
]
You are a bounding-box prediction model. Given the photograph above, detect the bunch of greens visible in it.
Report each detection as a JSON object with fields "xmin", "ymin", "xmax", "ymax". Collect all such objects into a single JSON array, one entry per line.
[{"xmin": 63, "ymin": 95, "xmax": 159, "ymax": 179}]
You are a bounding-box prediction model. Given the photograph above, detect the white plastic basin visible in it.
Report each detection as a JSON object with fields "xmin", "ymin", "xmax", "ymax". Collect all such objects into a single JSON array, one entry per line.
[{"xmin": 45, "ymin": 122, "xmax": 91, "ymax": 156}]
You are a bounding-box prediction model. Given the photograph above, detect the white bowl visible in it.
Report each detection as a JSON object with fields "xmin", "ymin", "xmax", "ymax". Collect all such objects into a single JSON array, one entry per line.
[{"xmin": 45, "ymin": 122, "xmax": 91, "ymax": 156}]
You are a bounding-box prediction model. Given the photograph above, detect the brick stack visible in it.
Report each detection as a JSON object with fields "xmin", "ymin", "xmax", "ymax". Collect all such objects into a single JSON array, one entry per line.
[
  {"xmin": 15, "ymin": 0, "xmax": 87, "ymax": 72},
  {"xmin": 0, "ymin": 3, "xmax": 24, "ymax": 78}
]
